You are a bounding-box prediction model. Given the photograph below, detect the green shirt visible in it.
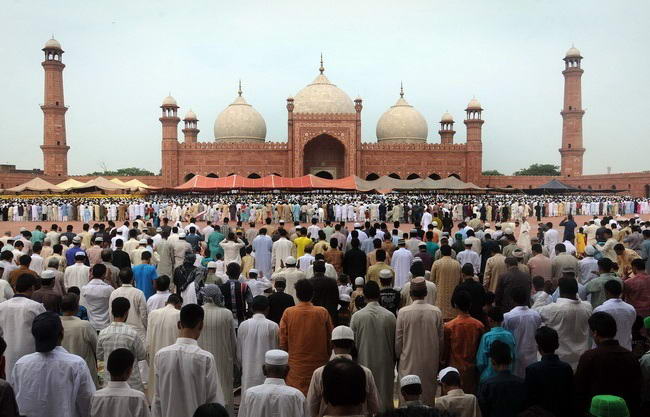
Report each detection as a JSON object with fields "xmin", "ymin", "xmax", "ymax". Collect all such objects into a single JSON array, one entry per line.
[{"xmin": 585, "ymin": 273, "xmax": 622, "ymax": 309}]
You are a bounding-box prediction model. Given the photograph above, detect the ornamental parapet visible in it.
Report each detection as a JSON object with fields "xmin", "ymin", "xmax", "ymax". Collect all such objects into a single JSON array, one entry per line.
[
  {"xmin": 360, "ymin": 142, "xmax": 467, "ymax": 151},
  {"xmin": 179, "ymin": 141, "xmax": 289, "ymax": 151}
]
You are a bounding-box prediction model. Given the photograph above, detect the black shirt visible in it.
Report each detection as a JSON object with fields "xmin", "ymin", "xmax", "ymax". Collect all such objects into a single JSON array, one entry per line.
[
  {"xmin": 453, "ymin": 278, "xmax": 487, "ymax": 324},
  {"xmin": 268, "ymin": 291, "xmax": 295, "ymax": 324},
  {"xmin": 525, "ymin": 354, "xmax": 574, "ymax": 417},
  {"xmin": 380, "ymin": 288, "xmax": 400, "ymax": 316},
  {"xmin": 111, "ymin": 249, "xmax": 131, "ymax": 270},
  {"xmin": 310, "ymin": 275, "xmax": 339, "ymax": 325},
  {"xmin": 342, "ymin": 248, "xmax": 367, "ymax": 278},
  {"xmin": 478, "ymin": 370, "xmax": 527, "ymax": 417}
]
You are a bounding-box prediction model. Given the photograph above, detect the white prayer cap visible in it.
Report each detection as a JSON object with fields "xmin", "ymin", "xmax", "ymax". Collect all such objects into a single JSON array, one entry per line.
[
  {"xmin": 432, "ymin": 221, "xmax": 438, "ymax": 226},
  {"xmin": 156, "ymin": 227, "xmax": 162, "ymax": 232},
  {"xmin": 75, "ymin": 250, "xmax": 86, "ymax": 257},
  {"xmin": 285, "ymin": 256, "xmax": 297, "ymax": 265},
  {"xmin": 44, "ymin": 238, "xmax": 51, "ymax": 244},
  {"xmin": 585, "ymin": 245, "xmax": 596, "ymax": 256},
  {"xmin": 249, "ymin": 268, "xmax": 259, "ymax": 276},
  {"xmin": 354, "ymin": 277, "xmax": 365, "ymax": 286},
  {"xmin": 40, "ymin": 270, "xmax": 56, "ymax": 279},
  {"xmin": 400, "ymin": 375, "xmax": 421, "ymax": 388},
  {"xmin": 207, "ymin": 261, "xmax": 217, "ymax": 269},
  {"xmin": 379, "ymin": 269, "xmax": 393, "ymax": 279},
  {"xmin": 437, "ymin": 366, "xmax": 460, "ymax": 382},
  {"xmin": 60, "ymin": 236, "xmax": 68, "ymax": 241},
  {"xmin": 72, "ymin": 236, "xmax": 81, "ymax": 243},
  {"xmin": 19, "ymin": 227, "xmax": 27, "ymax": 232},
  {"xmin": 504, "ymin": 227, "xmax": 513, "ymax": 235},
  {"xmin": 484, "ymin": 222, "xmax": 491, "ymax": 227},
  {"xmin": 265, "ymin": 349, "xmax": 289, "ymax": 366},
  {"xmin": 339, "ymin": 294, "xmax": 351, "ymax": 302},
  {"xmin": 353, "ymin": 223, "xmax": 361, "ymax": 228},
  {"xmin": 279, "ymin": 220, "xmax": 285, "ymax": 224},
  {"xmin": 178, "ymin": 232, "xmax": 186, "ymax": 238},
  {"xmin": 331, "ymin": 325, "xmax": 354, "ymax": 341},
  {"xmin": 139, "ymin": 239, "xmax": 147, "ymax": 244},
  {"xmin": 95, "ymin": 236, "xmax": 104, "ymax": 242}
]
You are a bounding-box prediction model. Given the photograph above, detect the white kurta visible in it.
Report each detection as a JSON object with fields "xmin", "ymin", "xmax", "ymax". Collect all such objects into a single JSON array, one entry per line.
[
  {"xmin": 252, "ymin": 235, "xmax": 273, "ymax": 278},
  {"xmin": 63, "ymin": 263, "xmax": 91, "ymax": 289},
  {"xmin": 271, "ymin": 238, "xmax": 294, "ymax": 271},
  {"xmin": 197, "ymin": 304, "xmax": 237, "ymax": 415},
  {"xmin": 237, "ymin": 313, "xmax": 279, "ymax": 399},
  {"xmin": 146, "ymin": 304, "xmax": 180, "ymax": 402},
  {"xmin": 593, "ymin": 298, "xmax": 636, "ymax": 350},
  {"xmin": 503, "ymin": 306, "xmax": 542, "ymax": 377},
  {"xmin": 153, "ymin": 338, "xmax": 222, "ymax": 417},
  {"xmin": 538, "ymin": 297, "xmax": 593, "ymax": 370},
  {"xmin": 90, "ymin": 381, "xmax": 151, "ymax": 417},
  {"xmin": 109, "ymin": 285, "xmax": 148, "ymax": 339},
  {"xmin": 239, "ymin": 377, "xmax": 306, "ymax": 417},
  {"xmin": 0, "ymin": 296, "xmax": 46, "ymax": 384},
  {"xmin": 391, "ymin": 248, "xmax": 414, "ymax": 288}
]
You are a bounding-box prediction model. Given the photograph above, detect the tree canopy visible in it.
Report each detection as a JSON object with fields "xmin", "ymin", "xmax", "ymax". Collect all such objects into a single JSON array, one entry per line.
[
  {"xmin": 86, "ymin": 167, "xmax": 156, "ymax": 176},
  {"xmin": 482, "ymin": 170, "xmax": 504, "ymax": 176},
  {"xmin": 513, "ymin": 163, "xmax": 560, "ymax": 176}
]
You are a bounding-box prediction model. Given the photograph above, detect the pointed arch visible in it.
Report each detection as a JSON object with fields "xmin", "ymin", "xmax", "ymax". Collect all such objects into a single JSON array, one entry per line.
[
  {"xmin": 388, "ymin": 173, "xmax": 401, "ymax": 179},
  {"xmin": 448, "ymin": 173, "xmax": 461, "ymax": 180},
  {"xmin": 365, "ymin": 173, "xmax": 379, "ymax": 181},
  {"xmin": 183, "ymin": 173, "xmax": 195, "ymax": 182},
  {"xmin": 248, "ymin": 173, "xmax": 261, "ymax": 179},
  {"xmin": 314, "ymin": 171, "xmax": 334, "ymax": 179},
  {"xmin": 428, "ymin": 173, "xmax": 441, "ymax": 180},
  {"xmin": 206, "ymin": 173, "xmax": 218, "ymax": 178},
  {"xmin": 406, "ymin": 173, "xmax": 421, "ymax": 180}
]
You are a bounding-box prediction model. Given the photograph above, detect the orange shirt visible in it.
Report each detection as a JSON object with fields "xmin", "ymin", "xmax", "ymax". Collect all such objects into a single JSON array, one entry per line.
[
  {"xmin": 280, "ymin": 301, "xmax": 333, "ymax": 395},
  {"xmin": 443, "ymin": 313, "xmax": 485, "ymax": 371}
]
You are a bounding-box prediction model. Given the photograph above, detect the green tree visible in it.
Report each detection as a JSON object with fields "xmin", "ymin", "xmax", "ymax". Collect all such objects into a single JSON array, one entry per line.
[
  {"xmin": 86, "ymin": 167, "xmax": 156, "ymax": 176},
  {"xmin": 513, "ymin": 163, "xmax": 560, "ymax": 176},
  {"xmin": 482, "ymin": 169, "xmax": 504, "ymax": 176}
]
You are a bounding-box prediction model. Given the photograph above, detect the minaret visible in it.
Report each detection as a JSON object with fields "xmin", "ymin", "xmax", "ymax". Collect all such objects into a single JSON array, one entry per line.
[
  {"xmin": 464, "ymin": 98, "xmax": 483, "ymax": 183},
  {"xmin": 559, "ymin": 45, "xmax": 585, "ymax": 177},
  {"xmin": 40, "ymin": 38, "xmax": 70, "ymax": 177},
  {"xmin": 439, "ymin": 112, "xmax": 455, "ymax": 144},
  {"xmin": 160, "ymin": 95, "xmax": 180, "ymax": 187},
  {"xmin": 182, "ymin": 110, "xmax": 199, "ymax": 143}
]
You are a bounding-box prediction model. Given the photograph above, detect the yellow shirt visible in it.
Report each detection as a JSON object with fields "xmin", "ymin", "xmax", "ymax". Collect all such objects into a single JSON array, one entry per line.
[{"xmin": 294, "ymin": 237, "xmax": 312, "ymax": 258}]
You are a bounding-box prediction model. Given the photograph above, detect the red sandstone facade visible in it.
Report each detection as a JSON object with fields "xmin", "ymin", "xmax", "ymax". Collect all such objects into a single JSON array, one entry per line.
[{"xmin": 0, "ymin": 40, "xmax": 648, "ymax": 197}]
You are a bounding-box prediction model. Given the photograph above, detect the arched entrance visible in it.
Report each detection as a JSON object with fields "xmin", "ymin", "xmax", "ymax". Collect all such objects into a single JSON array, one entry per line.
[
  {"xmin": 183, "ymin": 173, "xmax": 195, "ymax": 182},
  {"xmin": 428, "ymin": 173, "xmax": 441, "ymax": 180},
  {"xmin": 303, "ymin": 134, "xmax": 345, "ymax": 179},
  {"xmin": 314, "ymin": 171, "xmax": 334, "ymax": 179},
  {"xmin": 248, "ymin": 173, "xmax": 261, "ymax": 179},
  {"xmin": 448, "ymin": 173, "xmax": 461, "ymax": 180},
  {"xmin": 365, "ymin": 173, "xmax": 379, "ymax": 181},
  {"xmin": 388, "ymin": 173, "xmax": 401, "ymax": 179},
  {"xmin": 206, "ymin": 173, "xmax": 218, "ymax": 178},
  {"xmin": 407, "ymin": 173, "xmax": 420, "ymax": 180}
]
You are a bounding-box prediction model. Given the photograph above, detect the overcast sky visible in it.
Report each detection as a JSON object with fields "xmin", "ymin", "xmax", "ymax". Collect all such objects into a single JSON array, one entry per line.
[{"xmin": 1, "ymin": 0, "xmax": 648, "ymax": 176}]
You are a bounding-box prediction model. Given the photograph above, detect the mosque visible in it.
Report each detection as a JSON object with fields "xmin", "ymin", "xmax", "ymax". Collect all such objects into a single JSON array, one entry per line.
[{"xmin": 1, "ymin": 39, "xmax": 650, "ymax": 197}]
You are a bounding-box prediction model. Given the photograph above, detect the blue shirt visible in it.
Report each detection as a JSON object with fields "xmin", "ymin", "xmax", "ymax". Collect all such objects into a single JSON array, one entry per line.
[
  {"xmin": 133, "ymin": 263, "xmax": 157, "ymax": 299},
  {"xmin": 476, "ymin": 326, "xmax": 517, "ymax": 382}
]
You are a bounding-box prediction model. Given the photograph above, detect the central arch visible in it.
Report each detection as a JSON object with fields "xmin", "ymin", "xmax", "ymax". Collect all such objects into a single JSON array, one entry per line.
[{"xmin": 303, "ymin": 134, "xmax": 346, "ymax": 179}]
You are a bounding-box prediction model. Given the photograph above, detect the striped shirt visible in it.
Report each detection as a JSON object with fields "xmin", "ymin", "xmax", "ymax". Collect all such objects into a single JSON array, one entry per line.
[{"xmin": 97, "ymin": 322, "xmax": 147, "ymax": 392}]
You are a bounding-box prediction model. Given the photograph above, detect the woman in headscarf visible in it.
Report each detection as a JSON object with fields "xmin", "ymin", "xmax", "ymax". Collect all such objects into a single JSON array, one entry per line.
[
  {"xmin": 172, "ymin": 252, "xmax": 205, "ymax": 305},
  {"xmin": 197, "ymin": 284, "xmax": 237, "ymax": 416}
]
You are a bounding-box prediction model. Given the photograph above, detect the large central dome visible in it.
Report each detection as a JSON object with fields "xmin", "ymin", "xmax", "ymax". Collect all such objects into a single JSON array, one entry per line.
[
  {"xmin": 293, "ymin": 63, "xmax": 355, "ymax": 114},
  {"xmin": 376, "ymin": 87, "xmax": 428, "ymax": 144},
  {"xmin": 214, "ymin": 88, "xmax": 266, "ymax": 143}
]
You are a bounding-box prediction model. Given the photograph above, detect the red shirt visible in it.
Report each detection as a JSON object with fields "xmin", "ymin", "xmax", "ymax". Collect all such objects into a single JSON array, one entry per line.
[{"xmin": 623, "ymin": 272, "xmax": 650, "ymax": 317}]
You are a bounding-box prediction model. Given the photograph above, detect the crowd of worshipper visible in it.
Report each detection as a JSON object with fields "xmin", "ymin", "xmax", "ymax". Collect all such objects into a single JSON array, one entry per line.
[
  {"xmin": 0, "ymin": 210, "xmax": 650, "ymax": 417},
  {"xmin": 1, "ymin": 192, "xmax": 650, "ymax": 225}
]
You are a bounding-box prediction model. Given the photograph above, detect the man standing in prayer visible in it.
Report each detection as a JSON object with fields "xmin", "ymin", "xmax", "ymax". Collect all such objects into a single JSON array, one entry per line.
[
  {"xmin": 60, "ymin": 293, "xmax": 99, "ymax": 388},
  {"xmin": 97, "ymin": 297, "xmax": 147, "ymax": 393},
  {"xmin": 197, "ymin": 284, "xmax": 237, "ymax": 415},
  {"xmin": 238, "ymin": 350, "xmax": 306, "ymax": 417},
  {"xmin": 435, "ymin": 367, "xmax": 482, "ymax": 417},
  {"xmin": 81, "ymin": 263, "xmax": 114, "ymax": 332},
  {"xmin": 391, "ymin": 239, "xmax": 413, "ymax": 288},
  {"xmin": 538, "ymin": 277, "xmax": 592, "ymax": 370},
  {"xmin": 271, "ymin": 256, "xmax": 304, "ymax": 303},
  {"xmin": 431, "ymin": 245, "xmax": 462, "ymax": 320},
  {"xmin": 12, "ymin": 312, "xmax": 96, "ymax": 417},
  {"xmin": 350, "ymin": 281, "xmax": 396, "ymax": 411},
  {"xmin": 503, "ymin": 286, "xmax": 542, "ymax": 377},
  {"xmin": 238, "ymin": 295, "xmax": 279, "ymax": 400},
  {"xmin": 109, "ymin": 269, "xmax": 148, "ymax": 341},
  {"xmin": 593, "ymin": 280, "xmax": 636, "ymax": 351},
  {"xmin": 495, "ymin": 257, "xmax": 532, "ymax": 313},
  {"xmin": 280, "ymin": 278, "xmax": 333, "ymax": 395},
  {"xmin": 483, "ymin": 245, "xmax": 506, "ymax": 293},
  {"xmin": 271, "ymin": 228, "xmax": 295, "ymax": 271},
  {"xmin": 64, "ymin": 251, "xmax": 91, "ymax": 290},
  {"xmin": 252, "ymin": 228, "xmax": 273, "ymax": 278},
  {"xmin": 586, "ymin": 258, "xmax": 623, "ymax": 309},
  {"xmin": 153, "ymin": 304, "xmax": 223, "ymax": 417},
  {"xmin": 0, "ymin": 274, "xmax": 45, "ymax": 384},
  {"xmin": 155, "ymin": 231, "xmax": 175, "ymax": 278},
  {"xmin": 90, "ymin": 348, "xmax": 151, "ymax": 417},
  {"xmin": 396, "ymin": 277, "xmax": 443, "ymax": 406},
  {"xmin": 146, "ymin": 293, "xmax": 182, "ymax": 402},
  {"xmin": 551, "ymin": 243, "xmax": 579, "ymax": 283},
  {"xmin": 133, "ymin": 251, "xmax": 157, "ymax": 300}
]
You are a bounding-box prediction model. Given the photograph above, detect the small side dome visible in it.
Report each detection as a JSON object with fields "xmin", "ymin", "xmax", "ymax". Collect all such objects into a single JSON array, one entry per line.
[
  {"xmin": 214, "ymin": 90, "xmax": 266, "ymax": 143},
  {"xmin": 565, "ymin": 46, "xmax": 581, "ymax": 58},
  {"xmin": 466, "ymin": 98, "xmax": 482, "ymax": 110},
  {"xmin": 43, "ymin": 38, "xmax": 62, "ymax": 50},
  {"xmin": 162, "ymin": 95, "xmax": 178, "ymax": 107},
  {"xmin": 184, "ymin": 110, "xmax": 197, "ymax": 121},
  {"xmin": 441, "ymin": 112, "xmax": 454, "ymax": 123},
  {"xmin": 376, "ymin": 87, "xmax": 428, "ymax": 144}
]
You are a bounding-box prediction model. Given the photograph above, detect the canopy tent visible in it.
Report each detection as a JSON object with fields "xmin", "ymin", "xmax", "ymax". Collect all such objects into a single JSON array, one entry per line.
[
  {"xmin": 525, "ymin": 178, "xmax": 580, "ymax": 194},
  {"xmin": 110, "ymin": 178, "xmax": 129, "ymax": 186},
  {"xmin": 173, "ymin": 174, "xmax": 483, "ymax": 192},
  {"xmin": 71, "ymin": 176, "xmax": 127, "ymax": 192},
  {"xmin": 57, "ymin": 178, "xmax": 87, "ymax": 190},
  {"xmin": 174, "ymin": 174, "xmax": 357, "ymax": 191},
  {"xmin": 124, "ymin": 179, "xmax": 152, "ymax": 189},
  {"xmin": 6, "ymin": 177, "xmax": 64, "ymax": 193}
]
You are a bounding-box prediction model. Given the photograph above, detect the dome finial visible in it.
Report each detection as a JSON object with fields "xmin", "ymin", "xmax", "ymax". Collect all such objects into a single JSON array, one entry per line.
[
  {"xmin": 319, "ymin": 53, "xmax": 325, "ymax": 74},
  {"xmin": 238, "ymin": 79, "xmax": 242, "ymax": 97},
  {"xmin": 400, "ymin": 81, "xmax": 404, "ymax": 98}
]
